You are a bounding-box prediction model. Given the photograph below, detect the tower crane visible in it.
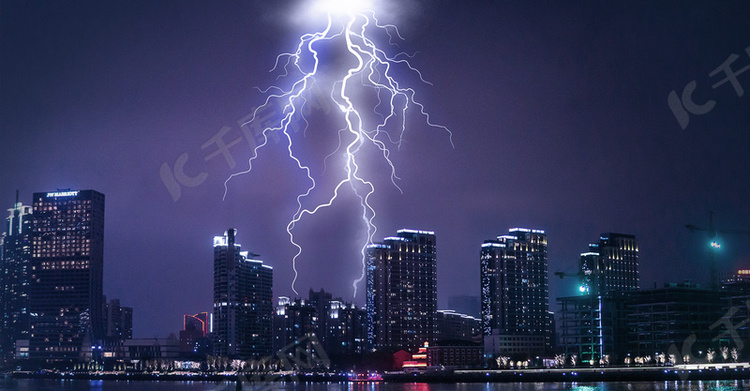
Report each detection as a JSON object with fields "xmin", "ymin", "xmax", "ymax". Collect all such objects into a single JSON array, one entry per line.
[{"xmin": 686, "ymin": 211, "xmax": 750, "ymax": 290}]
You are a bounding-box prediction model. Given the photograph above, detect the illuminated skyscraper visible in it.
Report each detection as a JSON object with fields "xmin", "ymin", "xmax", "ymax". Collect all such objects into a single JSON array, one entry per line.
[
  {"xmin": 0, "ymin": 194, "xmax": 33, "ymax": 364},
  {"xmin": 481, "ymin": 228, "xmax": 550, "ymax": 356},
  {"xmin": 29, "ymin": 190, "xmax": 105, "ymax": 365},
  {"xmin": 212, "ymin": 229, "xmax": 273, "ymax": 358},
  {"xmin": 580, "ymin": 233, "xmax": 639, "ymax": 294},
  {"xmin": 366, "ymin": 229, "xmax": 437, "ymax": 351}
]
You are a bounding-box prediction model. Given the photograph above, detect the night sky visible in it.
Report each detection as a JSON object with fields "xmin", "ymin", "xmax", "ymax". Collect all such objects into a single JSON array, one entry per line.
[{"xmin": 1, "ymin": 1, "xmax": 749, "ymax": 338}]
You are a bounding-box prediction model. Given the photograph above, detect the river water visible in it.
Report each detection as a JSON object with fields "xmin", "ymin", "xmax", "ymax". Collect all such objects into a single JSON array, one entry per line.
[{"xmin": 1, "ymin": 380, "xmax": 749, "ymax": 391}]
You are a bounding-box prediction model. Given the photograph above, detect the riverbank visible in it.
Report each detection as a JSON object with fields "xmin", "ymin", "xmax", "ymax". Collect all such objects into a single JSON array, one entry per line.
[
  {"xmin": 9, "ymin": 363, "xmax": 750, "ymax": 384},
  {"xmin": 9, "ymin": 370, "xmax": 347, "ymax": 382},
  {"xmin": 385, "ymin": 364, "xmax": 750, "ymax": 383}
]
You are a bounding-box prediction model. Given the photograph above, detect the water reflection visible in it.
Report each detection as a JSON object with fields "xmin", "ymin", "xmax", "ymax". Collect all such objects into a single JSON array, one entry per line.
[{"xmin": 0, "ymin": 380, "xmax": 749, "ymax": 391}]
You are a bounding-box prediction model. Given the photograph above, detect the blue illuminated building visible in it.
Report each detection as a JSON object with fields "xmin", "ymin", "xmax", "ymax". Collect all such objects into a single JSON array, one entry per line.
[
  {"xmin": 0, "ymin": 193, "xmax": 33, "ymax": 365},
  {"xmin": 480, "ymin": 228, "xmax": 551, "ymax": 357}
]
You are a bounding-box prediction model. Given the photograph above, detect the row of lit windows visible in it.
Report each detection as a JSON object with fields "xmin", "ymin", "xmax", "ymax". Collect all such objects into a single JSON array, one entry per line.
[
  {"xmin": 43, "ymin": 346, "xmax": 77, "ymax": 352},
  {"xmin": 37, "ymin": 260, "xmax": 90, "ymax": 270},
  {"xmin": 33, "ymin": 242, "xmax": 90, "ymax": 250}
]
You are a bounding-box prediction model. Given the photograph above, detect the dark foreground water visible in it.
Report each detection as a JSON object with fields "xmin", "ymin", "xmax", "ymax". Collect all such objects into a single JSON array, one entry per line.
[{"xmin": 1, "ymin": 380, "xmax": 749, "ymax": 391}]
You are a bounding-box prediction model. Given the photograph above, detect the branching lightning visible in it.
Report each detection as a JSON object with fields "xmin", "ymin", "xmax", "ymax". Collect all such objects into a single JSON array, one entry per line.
[{"xmin": 224, "ymin": 1, "xmax": 452, "ymax": 297}]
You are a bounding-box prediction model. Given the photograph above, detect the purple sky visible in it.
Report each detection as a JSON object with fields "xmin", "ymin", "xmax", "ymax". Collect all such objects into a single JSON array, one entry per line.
[{"xmin": 1, "ymin": 1, "xmax": 749, "ymax": 338}]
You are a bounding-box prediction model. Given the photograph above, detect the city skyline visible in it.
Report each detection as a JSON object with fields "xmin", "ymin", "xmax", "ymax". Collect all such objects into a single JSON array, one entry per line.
[
  {"xmin": 2, "ymin": 187, "xmax": 750, "ymax": 365},
  {"xmin": 1, "ymin": 1, "xmax": 749, "ymax": 339}
]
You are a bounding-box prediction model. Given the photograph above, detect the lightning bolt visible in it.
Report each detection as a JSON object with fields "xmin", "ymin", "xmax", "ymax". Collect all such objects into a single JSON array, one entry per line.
[{"xmin": 224, "ymin": 3, "xmax": 452, "ymax": 298}]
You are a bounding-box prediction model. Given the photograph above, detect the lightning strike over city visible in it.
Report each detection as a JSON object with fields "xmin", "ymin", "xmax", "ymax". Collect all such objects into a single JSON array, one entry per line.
[{"xmin": 223, "ymin": 0, "xmax": 453, "ymax": 297}]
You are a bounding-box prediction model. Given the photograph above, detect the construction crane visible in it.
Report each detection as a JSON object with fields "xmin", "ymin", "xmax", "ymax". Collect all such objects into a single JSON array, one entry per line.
[
  {"xmin": 554, "ymin": 269, "xmax": 604, "ymax": 361},
  {"xmin": 686, "ymin": 211, "xmax": 750, "ymax": 290},
  {"xmin": 554, "ymin": 270, "xmax": 599, "ymax": 295}
]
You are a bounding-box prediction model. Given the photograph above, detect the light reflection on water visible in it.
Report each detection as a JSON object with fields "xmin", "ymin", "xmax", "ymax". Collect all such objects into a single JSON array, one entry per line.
[{"xmin": 0, "ymin": 380, "xmax": 748, "ymax": 391}]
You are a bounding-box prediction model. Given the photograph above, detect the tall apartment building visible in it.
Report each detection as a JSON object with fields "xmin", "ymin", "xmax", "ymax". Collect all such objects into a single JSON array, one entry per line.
[
  {"xmin": 480, "ymin": 228, "xmax": 550, "ymax": 356},
  {"xmin": 212, "ymin": 229, "xmax": 273, "ymax": 358},
  {"xmin": 0, "ymin": 195, "xmax": 33, "ymax": 364},
  {"xmin": 366, "ymin": 229, "xmax": 437, "ymax": 352},
  {"xmin": 28, "ymin": 190, "xmax": 105, "ymax": 365}
]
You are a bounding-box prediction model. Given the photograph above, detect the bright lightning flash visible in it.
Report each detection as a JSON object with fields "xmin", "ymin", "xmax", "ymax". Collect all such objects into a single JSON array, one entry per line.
[{"xmin": 224, "ymin": 1, "xmax": 452, "ymax": 297}]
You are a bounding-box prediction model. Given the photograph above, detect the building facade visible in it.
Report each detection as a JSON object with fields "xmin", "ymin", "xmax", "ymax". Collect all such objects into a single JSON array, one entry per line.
[
  {"xmin": 28, "ymin": 190, "xmax": 105, "ymax": 365},
  {"xmin": 426, "ymin": 344, "xmax": 485, "ymax": 368},
  {"xmin": 720, "ymin": 270, "xmax": 750, "ymax": 354},
  {"xmin": 557, "ymin": 291, "xmax": 630, "ymax": 364},
  {"xmin": 558, "ymin": 232, "xmax": 639, "ymax": 364},
  {"xmin": 366, "ymin": 229, "xmax": 437, "ymax": 351},
  {"xmin": 273, "ymin": 290, "xmax": 366, "ymax": 362},
  {"xmin": 581, "ymin": 233, "xmax": 639, "ymax": 294},
  {"xmin": 103, "ymin": 297, "xmax": 133, "ymax": 342},
  {"xmin": 0, "ymin": 196, "xmax": 33, "ymax": 365},
  {"xmin": 480, "ymin": 228, "xmax": 550, "ymax": 357},
  {"xmin": 124, "ymin": 338, "xmax": 180, "ymax": 361},
  {"xmin": 212, "ymin": 229, "xmax": 273, "ymax": 358},
  {"xmin": 436, "ymin": 310, "xmax": 481, "ymax": 343},
  {"xmin": 273, "ymin": 296, "xmax": 318, "ymax": 353},
  {"xmin": 180, "ymin": 312, "xmax": 210, "ymax": 357},
  {"xmin": 629, "ymin": 282, "xmax": 721, "ymax": 358}
]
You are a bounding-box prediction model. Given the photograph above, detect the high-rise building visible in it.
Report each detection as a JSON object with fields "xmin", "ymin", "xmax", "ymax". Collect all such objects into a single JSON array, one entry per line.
[
  {"xmin": 101, "ymin": 297, "xmax": 133, "ymax": 361},
  {"xmin": 366, "ymin": 229, "xmax": 437, "ymax": 352},
  {"xmin": 480, "ymin": 228, "xmax": 550, "ymax": 357},
  {"xmin": 325, "ymin": 298, "xmax": 367, "ymax": 358},
  {"xmin": 29, "ymin": 190, "xmax": 105, "ymax": 365},
  {"xmin": 212, "ymin": 229, "xmax": 273, "ymax": 358},
  {"xmin": 103, "ymin": 297, "xmax": 133, "ymax": 341},
  {"xmin": 273, "ymin": 290, "xmax": 366, "ymax": 362},
  {"xmin": 581, "ymin": 233, "xmax": 639, "ymax": 294},
  {"xmin": 180, "ymin": 312, "xmax": 210, "ymax": 357},
  {"xmin": 558, "ymin": 232, "xmax": 639, "ymax": 363},
  {"xmin": 0, "ymin": 194, "xmax": 33, "ymax": 365}
]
